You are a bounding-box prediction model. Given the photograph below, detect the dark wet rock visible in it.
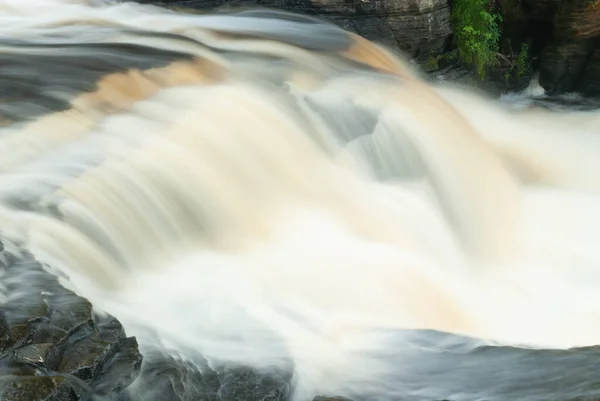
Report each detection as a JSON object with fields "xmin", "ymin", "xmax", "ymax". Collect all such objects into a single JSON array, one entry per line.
[
  {"xmin": 4, "ymin": 325, "xmax": 33, "ymax": 353},
  {"xmin": 430, "ymin": 64, "xmax": 474, "ymax": 84},
  {"xmin": 385, "ymin": 0, "xmax": 453, "ymax": 61},
  {"xmin": 0, "ymin": 314, "xmax": 8, "ymax": 353},
  {"xmin": 126, "ymin": 350, "xmax": 293, "ymax": 401},
  {"xmin": 0, "ymin": 357, "xmax": 39, "ymax": 377},
  {"xmin": 479, "ymin": 65, "xmax": 534, "ymax": 96},
  {"xmin": 48, "ymin": 297, "xmax": 93, "ymax": 334},
  {"xmin": 578, "ymin": 45, "xmax": 600, "ymax": 95},
  {"xmin": 130, "ymin": 353, "xmax": 222, "ymax": 401},
  {"xmin": 0, "ymin": 250, "xmax": 143, "ymax": 400},
  {"xmin": 29, "ymin": 323, "xmax": 70, "ymax": 348},
  {"xmin": 58, "ymin": 332, "xmax": 115, "ymax": 381},
  {"xmin": 539, "ymin": 39, "xmax": 597, "ymax": 94},
  {"xmin": 553, "ymin": 1, "xmax": 600, "ymax": 42},
  {"xmin": 494, "ymin": 0, "xmax": 600, "ymax": 95},
  {"xmin": 430, "ymin": 62, "xmax": 534, "ymax": 97},
  {"xmin": 92, "ymin": 337, "xmax": 143, "ymax": 395},
  {"xmin": 94, "ymin": 314, "xmax": 126, "ymax": 344},
  {"xmin": 0, "ymin": 375, "xmax": 78, "ymax": 401},
  {"xmin": 218, "ymin": 367, "xmax": 290, "ymax": 401},
  {"xmin": 11, "ymin": 343, "xmax": 55, "ymax": 367}
]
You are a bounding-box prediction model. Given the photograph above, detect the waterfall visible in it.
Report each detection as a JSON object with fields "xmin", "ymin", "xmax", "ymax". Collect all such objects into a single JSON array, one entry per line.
[{"xmin": 1, "ymin": 1, "xmax": 600, "ymax": 400}]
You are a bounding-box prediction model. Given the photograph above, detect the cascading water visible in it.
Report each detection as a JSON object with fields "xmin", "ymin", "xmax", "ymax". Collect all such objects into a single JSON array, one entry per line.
[{"xmin": 1, "ymin": 1, "xmax": 600, "ymax": 400}]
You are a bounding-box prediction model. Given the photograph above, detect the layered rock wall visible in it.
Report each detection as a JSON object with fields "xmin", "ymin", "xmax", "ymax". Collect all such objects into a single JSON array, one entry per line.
[{"xmin": 506, "ymin": 0, "xmax": 600, "ymax": 94}]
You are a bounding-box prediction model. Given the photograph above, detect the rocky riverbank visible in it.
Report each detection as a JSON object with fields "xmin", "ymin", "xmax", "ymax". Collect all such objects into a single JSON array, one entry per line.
[
  {"xmin": 0, "ymin": 249, "xmax": 142, "ymax": 400},
  {"xmin": 0, "ymin": 249, "xmax": 340, "ymax": 401},
  {"xmin": 5, "ymin": 246, "xmax": 600, "ymax": 401}
]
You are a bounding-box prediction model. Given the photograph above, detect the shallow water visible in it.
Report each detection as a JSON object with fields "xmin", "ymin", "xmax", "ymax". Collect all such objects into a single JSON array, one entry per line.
[
  {"xmin": 1, "ymin": 1, "xmax": 600, "ymax": 400},
  {"xmin": 501, "ymin": 86, "xmax": 600, "ymax": 112}
]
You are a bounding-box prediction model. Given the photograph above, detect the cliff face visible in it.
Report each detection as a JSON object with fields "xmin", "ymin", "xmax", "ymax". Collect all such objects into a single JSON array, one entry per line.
[
  {"xmin": 328, "ymin": 0, "xmax": 454, "ymax": 60},
  {"xmin": 554, "ymin": 1, "xmax": 600, "ymax": 40},
  {"xmin": 581, "ymin": 46, "xmax": 600, "ymax": 94},
  {"xmin": 505, "ymin": 0, "xmax": 600, "ymax": 94}
]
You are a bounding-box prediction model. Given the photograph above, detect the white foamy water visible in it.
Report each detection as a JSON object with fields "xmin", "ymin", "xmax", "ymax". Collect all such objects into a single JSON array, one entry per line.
[{"xmin": 1, "ymin": 1, "xmax": 600, "ymax": 400}]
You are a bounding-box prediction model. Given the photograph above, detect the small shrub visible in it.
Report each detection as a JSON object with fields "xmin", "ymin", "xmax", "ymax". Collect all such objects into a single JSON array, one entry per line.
[
  {"xmin": 423, "ymin": 56, "xmax": 440, "ymax": 72},
  {"xmin": 451, "ymin": 0, "xmax": 502, "ymax": 79},
  {"xmin": 515, "ymin": 43, "xmax": 529, "ymax": 77},
  {"xmin": 504, "ymin": 42, "xmax": 529, "ymax": 81}
]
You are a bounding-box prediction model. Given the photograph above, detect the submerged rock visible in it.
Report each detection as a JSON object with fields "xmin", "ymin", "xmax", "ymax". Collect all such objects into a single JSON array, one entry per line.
[
  {"xmin": 217, "ymin": 367, "xmax": 291, "ymax": 401},
  {"xmin": 127, "ymin": 351, "xmax": 292, "ymax": 401},
  {"xmin": 0, "ymin": 376, "xmax": 78, "ymax": 401},
  {"xmin": 92, "ymin": 336, "xmax": 143, "ymax": 395},
  {"xmin": 59, "ymin": 331, "xmax": 118, "ymax": 381}
]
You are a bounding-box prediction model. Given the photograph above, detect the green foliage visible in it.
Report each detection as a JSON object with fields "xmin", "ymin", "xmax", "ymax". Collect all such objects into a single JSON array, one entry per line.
[
  {"xmin": 515, "ymin": 43, "xmax": 529, "ymax": 77},
  {"xmin": 451, "ymin": 0, "xmax": 502, "ymax": 79},
  {"xmin": 423, "ymin": 56, "xmax": 439, "ymax": 72},
  {"xmin": 504, "ymin": 43, "xmax": 529, "ymax": 81},
  {"xmin": 422, "ymin": 50, "xmax": 459, "ymax": 73}
]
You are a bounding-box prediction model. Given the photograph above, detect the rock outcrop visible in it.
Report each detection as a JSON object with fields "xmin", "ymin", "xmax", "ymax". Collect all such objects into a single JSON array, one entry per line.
[
  {"xmin": 539, "ymin": 38, "xmax": 596, "ymax": 93},
  {"xmin": 503, "ymin": 0, "xmax": 600, "ymax": 94},
  {"xmin": 0, "ymin": 248, "xmax": 296, "ymax": 401},
  {"xmin": 539, "ymin": 1, "xmax": 600, "ymax": 94},
  {"xmin": 0, "ymin": 249, "xmax": 143, "ymax": 401},
  {"xmin": 129, "ymin": 354, "xmax": 292, "ymax": 401},
  {"xmin": 581, "ymin": 46, "xmax": 600, "ymax": 94}
]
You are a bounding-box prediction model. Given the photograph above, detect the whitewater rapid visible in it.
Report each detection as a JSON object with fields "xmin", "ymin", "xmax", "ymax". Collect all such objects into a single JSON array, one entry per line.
[{"xmin": 1, "ymin": 0, "xmax": 600, "ymax": 400}]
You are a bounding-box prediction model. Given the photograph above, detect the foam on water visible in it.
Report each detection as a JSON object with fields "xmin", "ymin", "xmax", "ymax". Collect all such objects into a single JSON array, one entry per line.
[{"xmin": 1, "ymin": 1, "xmax": 600, "ymax": 400}]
